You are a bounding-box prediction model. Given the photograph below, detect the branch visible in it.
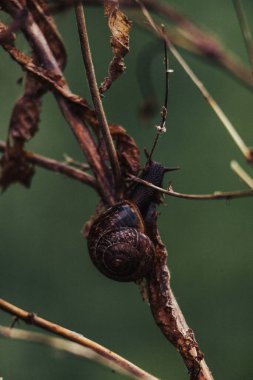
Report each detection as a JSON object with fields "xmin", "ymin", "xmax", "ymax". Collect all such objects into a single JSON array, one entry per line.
[
  {"xmin": 147, "ymin": 240, "xmax": 214, "ymax": 380},
  {"xmin": 0, "ymin": 140, "xmax": 97, "ymax": 190},
  {"xmin": 0, "ymin": 300, "xmax": 158, "ymax": 380},
  {"xmin": 1, "ymin": 1, "xmax": 114, "ymax": 205},
  {"xmin": 74, "ymin": 2, "xmax": 122, "ymax": 196},
  {"xmin": 129, "ymin": 174, "xmax": 253, "ymax": 201}
]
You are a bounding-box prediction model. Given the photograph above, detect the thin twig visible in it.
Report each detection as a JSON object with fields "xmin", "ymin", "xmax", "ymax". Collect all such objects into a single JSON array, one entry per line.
[
  {"xmin": 63, "ymin": 154, "xmax": 90, "ymax": 170},
  {"xmin": 136, "ymin": 0, "xmax": 253, "ymax": 165},
  {"xmin": 148, "ymin": 25, "xmax": 169, "ymax": 163},
  {"xmin": 129, "ymin": 174, "xmax": 253, "ymax": 200},
  {"xmin": 230, "ymin": 160, "xmax": 253, "ymax": 189},
  {"xmin": 233, "ymin": 0, "xmax": 253, "ymax": 77},
  {"xmin": 0, "ymin": 140, "xmax": 97, "ymax": 189},
  {"xmin": 75, "ymin": 2, "xmax": 122, "ymax": 197},
  {"xmin": 0, "ymin": 300, "xmax": 158, "ymax": 380},
  {"xmin": 0, "ymin": 326, "xmax": 158, "ymax": 380}
]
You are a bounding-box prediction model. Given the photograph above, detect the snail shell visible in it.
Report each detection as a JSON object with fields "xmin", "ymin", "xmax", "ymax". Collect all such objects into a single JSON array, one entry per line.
[
  {"xmin": 87, "ymin": 161, "xmax": 167, "ymax": 282},
  {"xmin": 87, "ymin": 201, "xmax": 155, "ymax": 282}
]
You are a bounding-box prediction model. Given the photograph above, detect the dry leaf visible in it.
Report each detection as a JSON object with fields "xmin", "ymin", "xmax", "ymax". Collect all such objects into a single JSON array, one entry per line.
[
  {"xmin": 7, "ymin": 0, "xmax": 67, "ymax": 145},
  {"xmin": 0, "ymin": 0, "xmax": 68, "ymax": 190},
  {"xmin": 0, "ymin": 145, "xmax": 35, "ymax": 191},
  {"xmin": 99, "ymin": 1, "xmax": 131, "ymax": 94},
  {"xmin": 2, "ymin": 42, "xmax": 98, "ymax": 125},
  {"xmin": 98, "ymin": 125, "xmax": 139, "ymax": 178},
  {"xmin": 110, "ymin": 124, "xmax": 140, "ymax": 177}
]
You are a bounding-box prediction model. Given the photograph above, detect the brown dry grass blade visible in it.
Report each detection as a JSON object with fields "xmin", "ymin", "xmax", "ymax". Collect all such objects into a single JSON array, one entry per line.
[{"xmin": 99, "ymin": 1, "xmax": 131, "ymax": 94}]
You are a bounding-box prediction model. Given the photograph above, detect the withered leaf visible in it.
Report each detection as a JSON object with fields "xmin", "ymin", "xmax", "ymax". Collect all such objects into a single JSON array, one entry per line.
[
  {"xmin": 7, "ymin": 0, "xmax": 67, "ymax": 147},
  {"xmin": 6, "ymin": 56, "xmax": 46, "ymax": 146},
  {"xmin": 110, "ymin": 124, "xmax": 140, "ymax": 177},
  {"xmin": 100, "ymin": 1, "xmax": 131, "ymax": 94},
  {"xmin": 0, "ymin": 23, "xmax": 38, "ymax": 189},
  {"xmin": 2, "ymin": 42, "xmax": 98, "ymax": 127},
  {"xmin": 0, "ymin": 0, "xmax": 68, "ymax": 191},
  {"xmin": 0, "ymin": 145, "xmax": 34, "ymax": 191}
]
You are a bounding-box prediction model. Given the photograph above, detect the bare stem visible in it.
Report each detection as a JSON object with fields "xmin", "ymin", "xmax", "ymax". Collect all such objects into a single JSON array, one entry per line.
[
  {"xmin": 233, "ymin": 0, "xmax": 253, "ymax": 77},
  {"xmin": 0, "ymin": 300, "xmax": 158, "ymax": 380},
  {"xmin": 148, "ymin": 25, "xmax": 169, "ymax": 163},
  {"xmin": 129, "ymin": 174, "xmax": 253, "ymax": 201},
  {"xmin": 230, "ymin": 160, "xmax": 253, "ymax": 189},
  {"xmin": 74, "ymin": 2, "xmax": 122, "ymax": 197},
  {"xmin": 0, "ymin": 140, "xmax": 97, "ymax": 190},
  {"xmin": 137, "ymin": 0, "xmax": 253, "ymax": 165}
]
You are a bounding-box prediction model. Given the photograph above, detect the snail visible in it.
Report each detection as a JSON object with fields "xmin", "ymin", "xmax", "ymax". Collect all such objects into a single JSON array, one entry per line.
[{"xmin": 87, "ymin": 160, "xmax": 172, "ymax": 282}]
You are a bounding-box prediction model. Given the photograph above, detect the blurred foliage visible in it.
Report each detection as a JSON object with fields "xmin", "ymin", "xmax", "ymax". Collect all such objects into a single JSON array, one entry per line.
[{"xmin": 0, "ymin": 1, "xmax": 253, "ymax": 379}]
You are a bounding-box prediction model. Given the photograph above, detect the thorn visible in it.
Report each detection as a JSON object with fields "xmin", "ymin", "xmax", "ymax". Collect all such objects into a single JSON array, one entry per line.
[
  {"xmin": 163, "ymin": 166, "xmax": 180, "ymax": 173},
  {"xmin": 144, "ymin": 148, "xmax": 150, "ymax": 160},
  {"xmin": 167, "ymin": 181, "xmax": 173, "ymax": 191},
  {"xmin": 10, "ymin": 316, "xmax": 19, "ymax": 329}
]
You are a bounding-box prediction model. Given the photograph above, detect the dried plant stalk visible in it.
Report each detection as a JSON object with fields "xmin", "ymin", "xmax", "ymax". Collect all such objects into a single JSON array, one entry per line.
[{"xmin": 0, "ymin": 300, "xmax": 158, "ymax": 380}]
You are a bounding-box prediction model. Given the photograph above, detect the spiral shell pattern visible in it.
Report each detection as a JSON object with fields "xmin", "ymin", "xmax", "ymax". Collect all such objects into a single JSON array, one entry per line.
[{"xmin": 87, "ymin": 202, "xmax": 155, "ymax": 282}]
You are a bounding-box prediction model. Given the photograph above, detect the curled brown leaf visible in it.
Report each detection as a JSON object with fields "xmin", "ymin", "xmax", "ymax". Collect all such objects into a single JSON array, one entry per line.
[
  {"xmin": 1, "ymin": 42, "xmax": 97, "ymax": 126},
  {"xmin": 97, "ymin": 124, "xmax": 139, "ymax": 182},
  {"xmin": 0, "ymin": 144, "xmax": 35, "ymax": 191},
  {"xmin": 0, "ymin": 0, "xmax": 68, "ymax": 191},
  {"xmin": 99, "ymin": 1, "xmax": 131, "ymax": 94}
]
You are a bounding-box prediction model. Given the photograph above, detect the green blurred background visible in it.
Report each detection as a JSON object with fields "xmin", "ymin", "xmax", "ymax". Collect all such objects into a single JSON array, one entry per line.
[{"xmin": 0, "ymin": 1, "xmax": 253, "ymax": 379}]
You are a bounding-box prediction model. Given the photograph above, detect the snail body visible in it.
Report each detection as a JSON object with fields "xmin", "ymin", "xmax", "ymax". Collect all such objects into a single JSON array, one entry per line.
[{"xmin": 87, "ymin": 161, "xmax": 167, "ymax": 282}]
